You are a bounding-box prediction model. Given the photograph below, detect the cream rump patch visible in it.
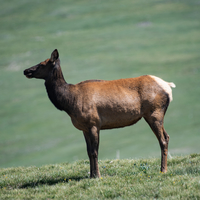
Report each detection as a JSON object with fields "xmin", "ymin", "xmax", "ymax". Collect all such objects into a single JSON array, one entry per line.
[{"xmin": 149, "ymin": 75, "xmax": 176, "ymax": 102}]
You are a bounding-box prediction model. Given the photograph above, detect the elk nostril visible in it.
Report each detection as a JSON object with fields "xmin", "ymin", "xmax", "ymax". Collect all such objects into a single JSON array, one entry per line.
[
  {"xmin": 24, "ymin": 69, "xmax": 32, "ymax": 76},
  {"xmin": 24, "ymin": 69, "xmax": 29, "ymax": 75}
]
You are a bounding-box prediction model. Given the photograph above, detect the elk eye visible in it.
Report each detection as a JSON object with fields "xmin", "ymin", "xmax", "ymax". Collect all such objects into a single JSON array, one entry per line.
[{"xmin": 36, "ymin": 65, "xmax": 41, "ymax": 70}]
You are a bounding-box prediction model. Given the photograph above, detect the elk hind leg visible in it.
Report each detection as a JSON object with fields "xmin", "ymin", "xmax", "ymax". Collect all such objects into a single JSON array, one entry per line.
[{"xmin": 144, "ymin": 113, "xmax": 169, "ymax": 173}]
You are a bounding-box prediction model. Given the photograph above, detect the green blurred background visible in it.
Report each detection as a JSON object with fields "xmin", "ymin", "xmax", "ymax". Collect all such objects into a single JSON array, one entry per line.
[{"xmin": 0, "ymin": 0, "xmax": 200, "ymax": 168}]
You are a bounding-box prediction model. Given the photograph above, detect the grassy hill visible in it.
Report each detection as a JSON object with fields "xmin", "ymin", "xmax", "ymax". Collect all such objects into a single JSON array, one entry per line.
[
  {"xmin": 1, "ymin": 154, "xmax": 200, "ymax": 199},
  {"xmin": 0, "ymin": 0, "xmax": 200, "ymax": 168}
]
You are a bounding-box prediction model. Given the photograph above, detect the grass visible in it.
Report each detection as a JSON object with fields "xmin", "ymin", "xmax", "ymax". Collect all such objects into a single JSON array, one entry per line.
[
  {"xmin": 0, "ymin": 154, "xmax": 200, "ymax": 199},
  {"xmin": 0, "ymin": 0, "xmax": 200, "ymax": 168}
]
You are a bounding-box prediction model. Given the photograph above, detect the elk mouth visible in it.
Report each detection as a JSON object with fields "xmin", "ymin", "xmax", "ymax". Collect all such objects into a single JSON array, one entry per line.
[{"xmin": 25, "ymin": 74, "xmax": 33, "ymax": 78}]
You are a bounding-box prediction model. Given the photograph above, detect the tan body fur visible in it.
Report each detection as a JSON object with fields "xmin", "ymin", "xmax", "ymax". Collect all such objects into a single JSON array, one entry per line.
[{"xmin": 24, "ymin": 49, "xmax": 175, "ymax": 178}]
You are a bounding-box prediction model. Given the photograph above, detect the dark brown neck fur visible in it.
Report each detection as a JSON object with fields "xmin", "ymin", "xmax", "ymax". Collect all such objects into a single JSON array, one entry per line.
[{"xmin": 44, "ymin": 65, "xmax": 75, "ymax": 115}]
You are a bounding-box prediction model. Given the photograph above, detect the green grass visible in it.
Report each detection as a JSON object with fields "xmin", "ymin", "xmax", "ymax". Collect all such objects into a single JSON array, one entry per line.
[
  {"xmin": 1, "ymin": 154, "xmax": 200, "ymax": 199},
  {"xmin": 0, "ymin": 0, "xmax": 200, "ymax": 168}
]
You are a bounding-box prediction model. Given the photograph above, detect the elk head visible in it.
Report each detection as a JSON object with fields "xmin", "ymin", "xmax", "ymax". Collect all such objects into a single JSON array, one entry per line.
[{"xmin": 24, "ymin": 49, "xmax": 59, "ymax": 80}]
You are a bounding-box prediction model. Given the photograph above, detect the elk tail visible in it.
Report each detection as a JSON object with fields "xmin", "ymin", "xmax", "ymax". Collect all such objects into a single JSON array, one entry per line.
[{"xmin": 168, "ymin": 82, "xmax": 176, "ymax": 88}]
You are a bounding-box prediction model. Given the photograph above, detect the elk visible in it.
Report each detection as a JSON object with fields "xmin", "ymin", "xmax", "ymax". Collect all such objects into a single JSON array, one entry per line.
[{"xmin": 24, "ymin": 49, "xmax": 176, "ymax": 178}]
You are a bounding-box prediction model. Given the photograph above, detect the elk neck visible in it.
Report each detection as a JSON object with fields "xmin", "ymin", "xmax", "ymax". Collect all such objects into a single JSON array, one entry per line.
[{"xmin": 44, "ymin": 63, "xmax": 76, "ymax": 115}]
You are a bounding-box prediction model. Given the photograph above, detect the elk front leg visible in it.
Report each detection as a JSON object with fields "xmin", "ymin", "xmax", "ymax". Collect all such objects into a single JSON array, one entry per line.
[{"xmin": 83, "ymin": 126, "xmax": 100, "ymax": 178}]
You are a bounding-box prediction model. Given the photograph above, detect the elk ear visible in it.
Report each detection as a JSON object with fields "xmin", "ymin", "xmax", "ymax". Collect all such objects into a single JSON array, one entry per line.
[{"xmin": 50, "ymin": 49, "xmax": 59, "ymax": 62}]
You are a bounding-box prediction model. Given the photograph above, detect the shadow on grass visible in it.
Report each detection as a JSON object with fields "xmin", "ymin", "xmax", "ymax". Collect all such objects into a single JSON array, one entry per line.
[{"xmin": 19, "ymin": 176, "xmax": 88, "ymax": 189}]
